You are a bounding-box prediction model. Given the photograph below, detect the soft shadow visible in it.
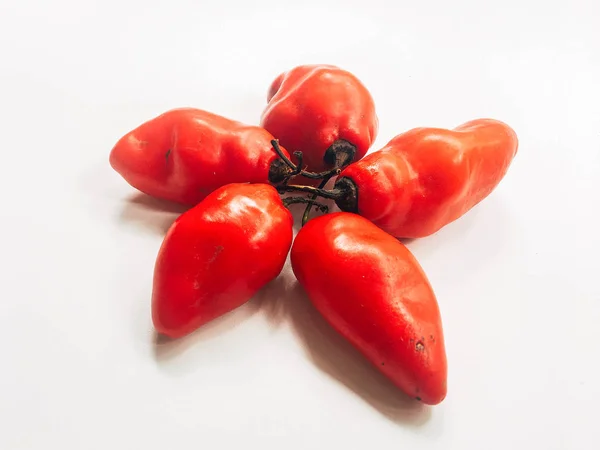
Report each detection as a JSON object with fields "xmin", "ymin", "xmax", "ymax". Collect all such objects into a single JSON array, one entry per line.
[
  {"xmin": 272, "ymin": 279, "xmax": 432, "ymax": 426},
  {"xmin": 404, "ymin": 196, "xmax": 513, "ymax": 289},
  {"xmin": 151, "ymin": 270, "xmax": 293, "ymax": 366},
  {"xmin": 249, "ymin": 271, "xmax": 292, "ymax": 327},
  {"xmin": 399, "ymin": 237, "xmax": 417, "ymax": 245},
  {"xmin": 152, "ymin": 301, "xmax": 257, "ymax": 364},
  {"xmin": 120, "ymin": 192, "xmax": 189, "ymax": 235}
]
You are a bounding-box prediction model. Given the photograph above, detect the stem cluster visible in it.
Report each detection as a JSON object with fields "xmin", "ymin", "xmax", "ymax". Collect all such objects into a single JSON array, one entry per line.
[{"xmin": 270, "ymin": 140, "xmax": 348, "ymax": 225}]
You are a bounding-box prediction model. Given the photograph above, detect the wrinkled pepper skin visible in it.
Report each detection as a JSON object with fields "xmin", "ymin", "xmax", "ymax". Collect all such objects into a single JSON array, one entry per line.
[
  {"xmin": 110, "ymin": 108, "xmax": 292, "ymax": 205},
  {"xmin": 334, "ymin": 119, "xmax": 518, "ymax": 238},
  {"xmin": 261, "ymin": 65, "xmax": 378, "ymax": 175},
  {"xmin": 152, "ymin": 183, "xmax": 293, "ymax": 338},
  {"xmin": 291, "ymin": 213, "xmax": 448, "ymax": 405}
]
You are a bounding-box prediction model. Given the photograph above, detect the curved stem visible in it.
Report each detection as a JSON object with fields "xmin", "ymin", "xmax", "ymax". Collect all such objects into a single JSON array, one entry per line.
[
  {"xmin": 302, "ymin": 177, "xmax": 331, "ymax": 226},
  {"xmin": 292, "ymin": 152, "xmax": 304, "ymax": 175},
  {"xmin": 277, "ymin": 184, "xmax": 344, "ymax": 200},
  {"xmin": 299, "ymin": 167, "xmax": 341, "ymax": 180},
  {"xmin": 282, "ymin": 196, "xmax": 329, "ymax": 213},
  {"xmin": 271, "ymin": 140, "xmax": 343, "ymax": 181},
  {"xmin": 271, "ymin": 140, "xmax": 297, "ymax": 172}
]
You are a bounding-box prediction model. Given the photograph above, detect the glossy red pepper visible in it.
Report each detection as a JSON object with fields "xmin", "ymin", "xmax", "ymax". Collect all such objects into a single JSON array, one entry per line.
[
  {"xmin": 152, "ymin": 183, "xmax": 293, "ymax": 338},
  {"xmin": 285, "ymin": 119, "xmax": 518, "ymax": 237},
  {"xmin": 291, "ymin": 212, "xmax": 447, "ymax": 405},
  {"xmin": 110, "ymin": 108, "xmax": 293, "ymax": 205},
  {"xmin": 261, "ymin": 65, "xmax": 378, "ymax": 177}
]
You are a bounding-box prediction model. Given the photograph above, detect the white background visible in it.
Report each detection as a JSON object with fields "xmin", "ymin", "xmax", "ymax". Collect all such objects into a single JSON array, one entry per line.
[{"xmin": 1, "ymin": 0, "xmax": 599, "ymax": 449}]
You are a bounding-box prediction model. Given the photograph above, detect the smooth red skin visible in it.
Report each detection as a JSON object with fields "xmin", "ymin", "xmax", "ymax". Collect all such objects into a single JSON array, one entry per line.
[
  {"xmin": 109, "ymin": 108, "xmax": 291, "ymax": 205},
  {"xmin": 291, "ymin": 213, "xmax": 447, "ymax": 405},
  {"xmin": 261, "ymin": 65, "xmax": 378, "ymax": 174},
  {"xmin": 152, "ymin": 183, "xmax": 293, "ymax": 338},
  {"xmin": 340, "ymin": 119, "xmax": 519, "ymax": 238}
]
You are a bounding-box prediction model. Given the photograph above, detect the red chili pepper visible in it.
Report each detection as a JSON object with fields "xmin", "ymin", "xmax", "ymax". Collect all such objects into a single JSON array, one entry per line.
[
  {"xmin": 152, "ymin": 183, "xmax": 293, "ymax": 338},
  {"xmin": 283, "ymin": 119, "xmax": 518, "ymax": 235},
  {"xmin": 110, "ymin": 108, "xmax": 293, "ymax": 205},
  {"xmin": 261, "ymin": 65, "xmax": 378, "ymax": 176},
  {"xmin": 291, "ymin": 212, "xmax": 447, "ymax": 405}
]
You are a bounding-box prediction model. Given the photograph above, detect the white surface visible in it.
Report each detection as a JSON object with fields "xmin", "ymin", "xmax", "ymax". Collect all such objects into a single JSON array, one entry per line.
[{"xmin": 1, "ymin": 0, "xmax": 599, "ymax": 448}]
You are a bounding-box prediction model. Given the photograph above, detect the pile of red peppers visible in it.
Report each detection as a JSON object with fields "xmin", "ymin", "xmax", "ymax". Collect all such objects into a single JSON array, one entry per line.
[{"xmin": 110, "ymin": 64, "xmax": 518, "ymax": 406}]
